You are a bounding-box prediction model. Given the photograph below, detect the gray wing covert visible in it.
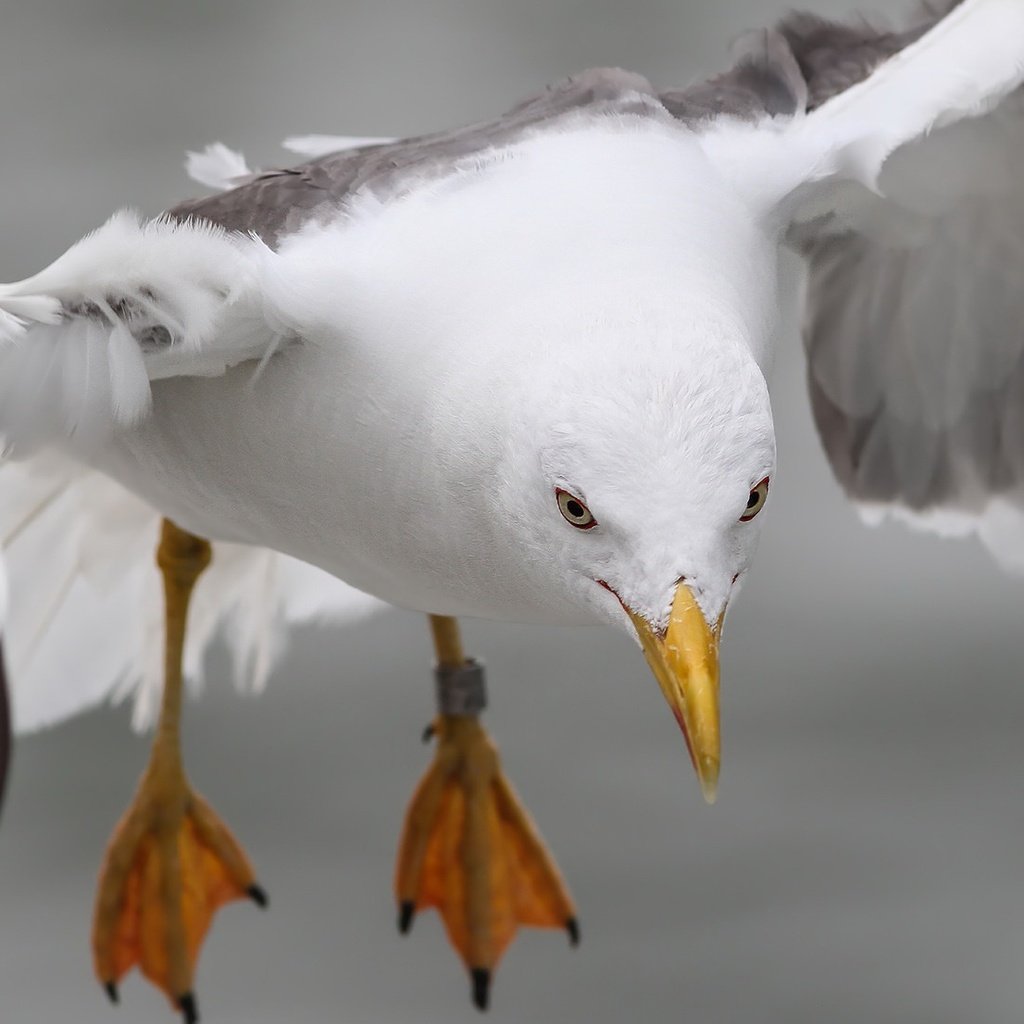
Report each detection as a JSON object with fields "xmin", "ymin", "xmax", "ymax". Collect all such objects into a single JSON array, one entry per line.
[{"xmin": 167, "ymin": 67, "xmax": 665, "ymax": 247}]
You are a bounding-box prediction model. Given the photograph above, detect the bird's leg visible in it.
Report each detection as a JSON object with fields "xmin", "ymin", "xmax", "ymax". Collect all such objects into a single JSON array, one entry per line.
[
  {"xmin": 395, "ymin": 615, "xmax": 578, "ymax": 1011},
  {"xmin": 92, "ymin": 519, "xmax": 266, "ymax": 1023}
]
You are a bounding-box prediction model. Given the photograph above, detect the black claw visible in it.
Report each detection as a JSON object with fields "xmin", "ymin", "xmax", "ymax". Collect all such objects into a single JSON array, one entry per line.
[
  {"xmin": 421, "ymin": 722, "xmax": 435, "ymax": 743},
  {"xmin": 471, "ymin": 967, "xmax": 490, "ymax": 1011},
  {"xmin": 103, "ymin": 981, "xmax": 118, "ymax": 1005},
  {"xmin": 566, "ymin": 916, "xmax": 580, "ymax": 947},
  {"xmin": 398, "ymin": 900, "xmax": 415, "ymax": 934},
  {"xmin": 178, "ymin": 992, "xmax": 199, "ymax": 1024},
  {"xmin": 247, "ymin": 883, "xmax": 268, "ymax": 908}
]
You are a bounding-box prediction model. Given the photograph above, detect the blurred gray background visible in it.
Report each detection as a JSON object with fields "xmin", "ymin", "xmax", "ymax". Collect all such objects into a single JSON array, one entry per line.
[{"xmin": 3, "ymin": 0, "xmax": 1023, "ymax": 1022}]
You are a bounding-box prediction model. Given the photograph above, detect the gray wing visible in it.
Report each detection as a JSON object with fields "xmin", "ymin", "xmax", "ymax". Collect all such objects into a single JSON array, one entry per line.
[
  {"xmin": 166, "ymin": 3, "xmax": 926, "ymax": 247},
  {"xmin": 168, "ymin": 68, "xmax": 666, "ymax": 246},
  {"xmin": 165, "ymin": 33, "xmax": 834, "ymax": 246},
  {"xmin": 781, "ymin": 2, "xmax": 1024, "ymax": 568}
]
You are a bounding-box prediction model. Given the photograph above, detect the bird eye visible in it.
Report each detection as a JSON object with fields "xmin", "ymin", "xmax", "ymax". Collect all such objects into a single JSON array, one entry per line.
[
  {"xmin": 556, "ymin": 488, "xmax": 597, "ymax": 530},
  {"xmin": 740, "ymin": 477, "xmax": 769, "ymax": 522}
]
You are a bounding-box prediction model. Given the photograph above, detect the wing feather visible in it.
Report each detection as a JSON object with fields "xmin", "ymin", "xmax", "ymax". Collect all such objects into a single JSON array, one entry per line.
[
  {"xmin": 185, "ymin": 142, "xmax": 254, "ymax": 191},
  {"xmin": 781, "ymin": 1, "xmax": 1024, "ymax": 568},
  {"xmin": 0, "ymin": 210, "xmax": 275, "ymax": 454},
  {"xmin": 0, "ymin": 454, "xmax": 387, "ymax": 733}
]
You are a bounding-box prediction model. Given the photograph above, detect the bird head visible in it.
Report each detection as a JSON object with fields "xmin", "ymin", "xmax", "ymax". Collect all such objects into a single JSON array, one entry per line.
[{"xmin": 487, "ymin": 302, "xmax": 776, "ymax": 803}]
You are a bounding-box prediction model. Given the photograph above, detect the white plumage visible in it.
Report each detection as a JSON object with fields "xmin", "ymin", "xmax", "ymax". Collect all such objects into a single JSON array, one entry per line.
[
  {"xmin": 184, "ymin": 143, "xmax": 254, "ymax": 192},
  {"xmin": 0, "ymin": 452, "xmax": 384, "ymax": 731},
  {"xmin": 1, "ymin": 0, "xmax": 1022, "ymax": 735},
  {"xmin": 0, "ymin": 211, "xmax": 272, "ymax": 453}
]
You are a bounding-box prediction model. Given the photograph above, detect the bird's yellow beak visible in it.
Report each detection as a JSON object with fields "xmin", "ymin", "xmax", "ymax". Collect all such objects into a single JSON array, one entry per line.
[{"xmin": 626, "ymin": 583, "xmax": 722, "ymax": 804}]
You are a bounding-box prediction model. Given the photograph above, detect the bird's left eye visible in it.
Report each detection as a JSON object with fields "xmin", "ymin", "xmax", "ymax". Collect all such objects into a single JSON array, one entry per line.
[
  {"xmin": 740, "ymin": 477, "xmax": 770, "ymax": 522},
  {"xmin": 556, "ymin": 488, "xmax": 597, "ymax": 530}
]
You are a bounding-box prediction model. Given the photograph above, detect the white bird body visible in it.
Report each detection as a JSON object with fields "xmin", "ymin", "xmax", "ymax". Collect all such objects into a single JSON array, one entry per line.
[
  {"xmin": 88, "ymin": 119, "xmax": 780, "ymax": 627},
  {"xmin": 2, "ymin": 0, "xmax": 1024, "ymax": 733}
]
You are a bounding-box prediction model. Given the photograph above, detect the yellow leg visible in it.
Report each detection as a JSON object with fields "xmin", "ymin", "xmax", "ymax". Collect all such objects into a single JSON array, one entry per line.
[
  {"xmin": 395, "ymin": 616, "xmax": 578, "ymax": 1011},
  {"xmin": 92, "ymin": 520, "xmax": 265, "ymax": 1023}
]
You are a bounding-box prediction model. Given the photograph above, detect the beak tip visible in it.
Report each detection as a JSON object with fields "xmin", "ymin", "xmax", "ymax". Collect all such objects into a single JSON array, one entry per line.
[
  {"xmin": 629, "ymin": 583, "xmax": 722, "ymax": 808},
  {"xmin": 699, "ymin": 761, "xmax": 719, "ymax": 805}
]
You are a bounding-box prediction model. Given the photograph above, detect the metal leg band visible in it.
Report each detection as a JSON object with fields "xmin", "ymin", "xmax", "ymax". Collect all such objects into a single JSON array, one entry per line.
[{"xmin": 435, "ymin": 659, "xmax": 487, "ymax": 717}]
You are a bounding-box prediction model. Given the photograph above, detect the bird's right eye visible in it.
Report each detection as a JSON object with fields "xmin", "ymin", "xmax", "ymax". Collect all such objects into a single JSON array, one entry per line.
[
  {"xmin": 740, "ymin": 477, "xmax": 770, "ymax": 522},
  {"xmin": 556, "ymin": 488, "xmax": 597, "ymax": 530}
]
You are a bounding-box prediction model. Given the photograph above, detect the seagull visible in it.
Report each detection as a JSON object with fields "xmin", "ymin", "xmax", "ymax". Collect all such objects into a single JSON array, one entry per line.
[{"xmin": 1, "ymin": 0, "xmax": 1022, "ymax": 1018}]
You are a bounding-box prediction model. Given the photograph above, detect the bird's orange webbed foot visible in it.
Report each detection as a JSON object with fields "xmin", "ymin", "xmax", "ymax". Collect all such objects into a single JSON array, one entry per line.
[
  {"xmin": 91, "ymin": 518, "xmax": 264, "ymax": 1023},
  {"xmin": 396, "ymin": 696, "xmax": 577, "ymax": 1010},
  {"xmin": 92, "ymin": 753, "xmax": 265, "ymax": 1022}
]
